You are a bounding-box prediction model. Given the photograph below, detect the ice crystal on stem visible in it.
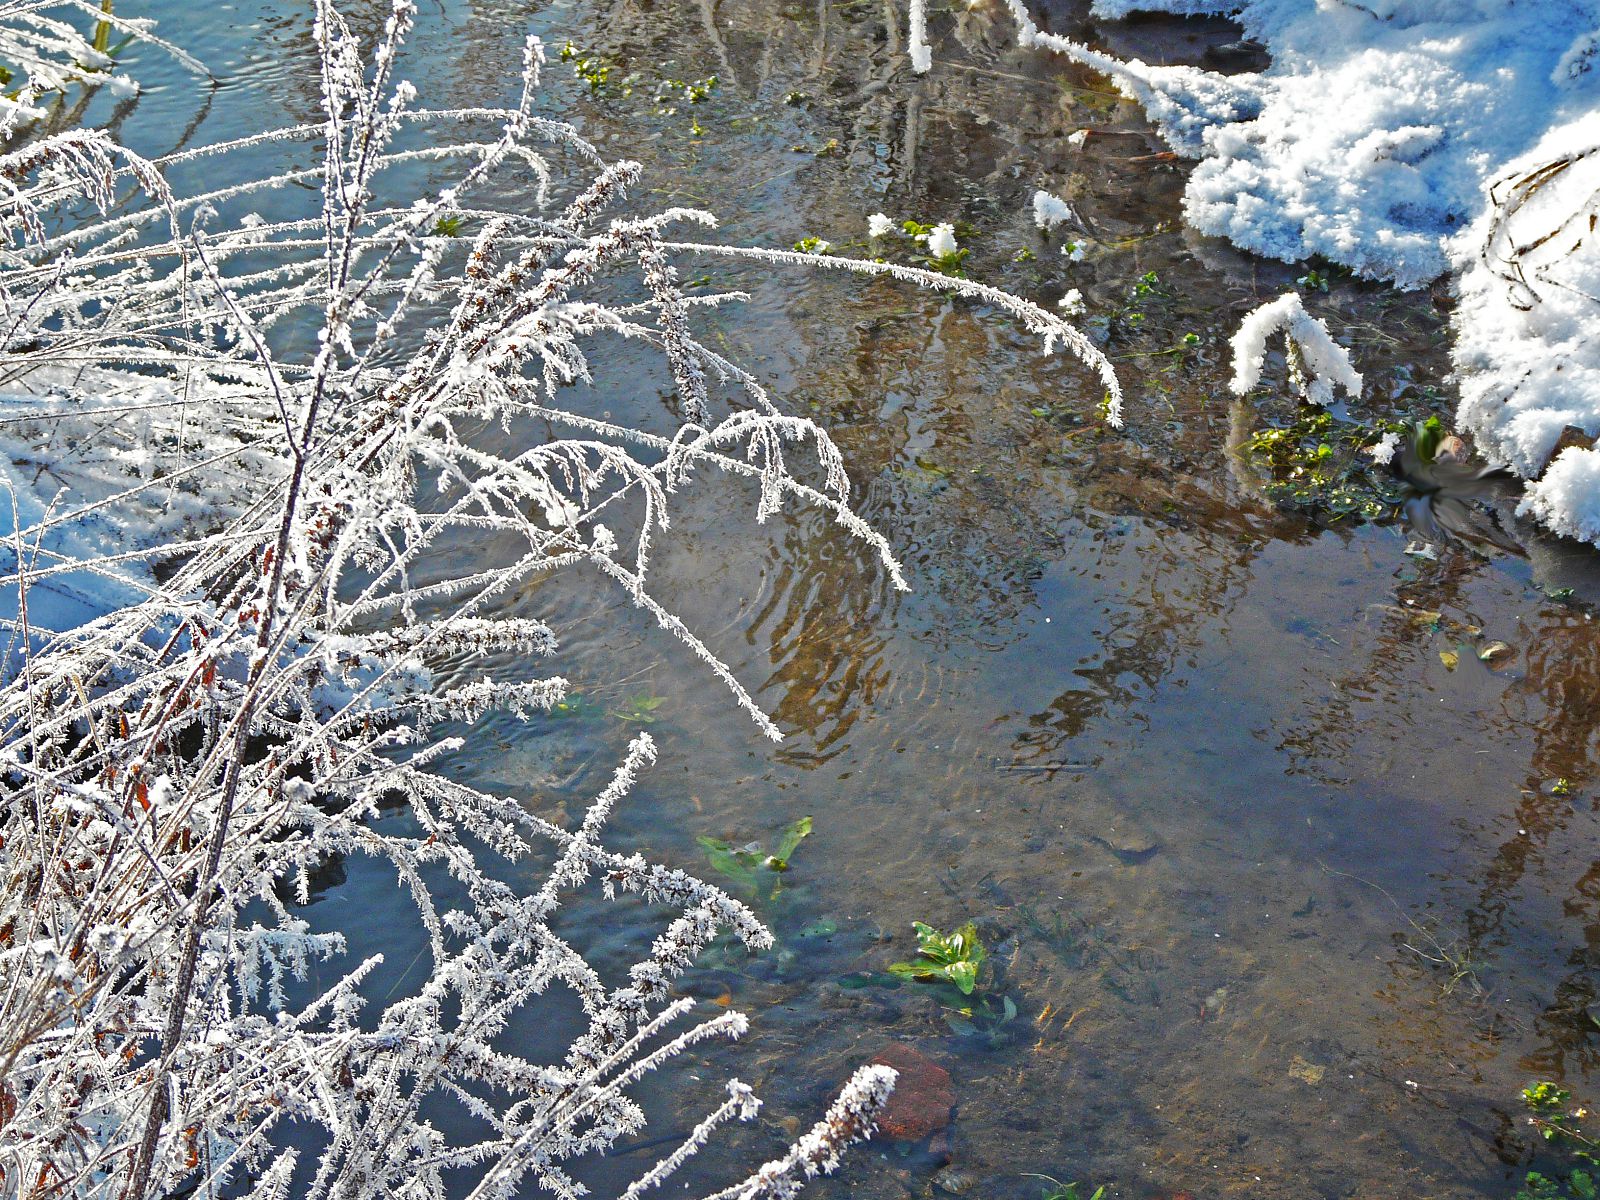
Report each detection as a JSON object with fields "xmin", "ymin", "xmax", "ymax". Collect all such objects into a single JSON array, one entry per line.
[
  {"xmin": 1032, "ymin": 190, "xmax": 1075, "ymax": 231},
  {"xmin": 0, "ymin": 0, "xmax": 198, "ymax": 109},
  {"xmin": 926, "ymin": 222, "xmax": 959, "ymax": 260},
  {"xmin": 1229, "ymin": 292, "xmax": 1363, "ymax": 407}
]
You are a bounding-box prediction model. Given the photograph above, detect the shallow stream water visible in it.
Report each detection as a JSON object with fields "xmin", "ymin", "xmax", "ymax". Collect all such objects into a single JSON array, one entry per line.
[{"xmin": 86, "ymin": 1, "xmax": 1600, "ymax": 1196}]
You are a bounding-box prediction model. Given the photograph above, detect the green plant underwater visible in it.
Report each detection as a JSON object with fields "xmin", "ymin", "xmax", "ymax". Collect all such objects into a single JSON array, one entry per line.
[
  {"xmin": 887, "ymin": 921, "xmax": 987, "ymax": 995},
  {"xmin": 697, "ymin": 816, "xmax": 813, "ymax": 901},
  {"xmin": 1242, "ymin": 406, "xmax": 1404, "ymax": 520},
  {"xmin": 1517, "ymin": 1082, "xmax": 1599, "ymax": 1200},
  {"xmin": 611, "ymin": 693, "xmax": 666, "ymax": 723},
  {"xmin": 1024, "ymin": 1173, "xmax": 1106, "ymax": 1200}
]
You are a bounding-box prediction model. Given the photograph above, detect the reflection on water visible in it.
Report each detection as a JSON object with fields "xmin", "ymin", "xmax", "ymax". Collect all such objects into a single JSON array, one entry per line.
[{"xmin": 117, "ymin": 0, "xmax": 1600, "ymax": 1195}]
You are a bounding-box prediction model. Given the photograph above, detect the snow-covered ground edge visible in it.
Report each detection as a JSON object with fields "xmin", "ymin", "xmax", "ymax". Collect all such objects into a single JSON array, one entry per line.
[
  {"xmin": 967, "ymin": 0, "xmax": 1600, "ymax": 546},
  {"xmin": 0, "ymin": 365, "xmax": 276, "ymax": 633}
]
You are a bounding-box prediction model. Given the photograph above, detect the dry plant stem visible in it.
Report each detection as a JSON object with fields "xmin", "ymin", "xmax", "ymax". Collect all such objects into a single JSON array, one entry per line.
[
  {"xmin": 122, "ymin": 422, "xmax": 314, "ymax": 1200},
  {"xmin": 127, "ymin": 0, "xmax": 387, "ymax": 1168}
]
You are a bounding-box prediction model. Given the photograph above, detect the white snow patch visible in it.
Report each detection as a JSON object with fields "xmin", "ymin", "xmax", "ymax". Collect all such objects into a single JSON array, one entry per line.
[
  {"xmin": 910, "ymin": 0, "xmax": 932, "ymax": 72},
  {"xmin": 993, "ymin": 0, "xmax": 1600, "ymax": 543},
  {"xmin": 1081, "ymin": 0, "xmax": 1595, "ymax": 290},
  {"xmin": 0, "ymin": 366, "xmax": 273, "ymax": 633},
  {"xmin": 1522, "ymin": 444, "xmax": 1600, "ymax": 545},
  {"xmin": 1368, "ymin": 431, "xmax": 1402, "ymax": 465},
  {"xmin": 1453, "ymin": 109, "xmax": 1600, "ymax": 485},
  {"xmin": 1032, "ymin": 189, "xmax": 1076, "ymax": 230}
]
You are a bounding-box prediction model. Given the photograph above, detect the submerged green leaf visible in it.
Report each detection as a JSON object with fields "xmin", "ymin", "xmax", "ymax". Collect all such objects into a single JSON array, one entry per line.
[
  {"xmin": 767, "ymin": 815, "xmax": 812, "ymax": 870},
  {"xmin": 696, "ymin": 836, "xmax": 762, "ymax": 892},
  {"xmin": 612, "ymin": 693, "xmax": 666, "ymax": 723}
]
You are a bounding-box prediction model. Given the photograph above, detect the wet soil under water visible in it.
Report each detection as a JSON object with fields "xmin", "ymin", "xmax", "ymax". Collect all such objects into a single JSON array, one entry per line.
[{"xmin": 109, "ymin": 0, "xmax": 1600, "ymax": 1196}]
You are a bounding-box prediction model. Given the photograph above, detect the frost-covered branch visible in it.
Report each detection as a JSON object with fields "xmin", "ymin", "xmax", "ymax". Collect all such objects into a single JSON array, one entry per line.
[
  {"xmin": 1229, "ymin": 291, "xmax": 1362, "ymax": 407},
  {"xmin": 0, "ymin": 1, "xmax": 203, "ymax": 116},
  {"xmin": 0, "ymin": 0, "xmax": 1132, "ymax": 1193}
]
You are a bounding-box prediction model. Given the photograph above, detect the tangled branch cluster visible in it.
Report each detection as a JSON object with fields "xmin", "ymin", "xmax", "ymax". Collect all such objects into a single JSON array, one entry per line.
[{"xmin": 0, "ymin": 2, "xmax": 1118, "ymax": 1195}]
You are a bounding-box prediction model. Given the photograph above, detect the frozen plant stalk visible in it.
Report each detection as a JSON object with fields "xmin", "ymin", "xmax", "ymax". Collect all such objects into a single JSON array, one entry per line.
[{"xmin": 1229, "ymin": 291, "xmax": 1363, "ymax": 406}]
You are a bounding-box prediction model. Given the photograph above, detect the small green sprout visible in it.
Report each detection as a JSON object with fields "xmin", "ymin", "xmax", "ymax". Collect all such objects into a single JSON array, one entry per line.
[
  {"xmin": 550, "ymin": 691, "xmax": 599, "ymax": 719},
  {"xmin": 793, "ymin": 235, "xmax": 831, "ymax": 254},
  {"xmin": 1516, "ymin": 1083, "xmax": 1600, "ymax": 1200},
  {"xmin": 922, "ymin": 248, "xmax": 969, "ymax": 275},
  {"xmin": 1412, "ymin": 414, "xmax": 1446, "ymax": 462},
  {"xmin": 569, "ymin": 52, "xmax": 613, "ymax": 92},
  {"xmin": 656, "ymin": 75, "xmax": 719, "ymax": 106},
  {"xmin": 1024, "ymin": 1175, "xmax": 1107, "ymax": 1200},
  {"xmin": 1241, "ymin": 407, "xmax": 1402, "ymax": 521},
  {"xmin": 431, "ymin": 214, "xmax": 464, "ymax": 237}
]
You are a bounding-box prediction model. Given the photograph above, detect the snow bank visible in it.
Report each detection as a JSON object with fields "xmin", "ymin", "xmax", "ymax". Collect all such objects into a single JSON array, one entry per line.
[
  {"xmin": 984, "ymin": 0, "xmax": 1600, "ymax": 544},
  {"xmin": 1454, "ymin": 109, "xmax": 1600, "ymax": 539},
  {"xmin": 1521, "ymin": 445, "xmax": 1600, "ymax": 546},
  {"xmin": 1077, "ymin": 0, "xmax": 1599, "ymax": 289}
]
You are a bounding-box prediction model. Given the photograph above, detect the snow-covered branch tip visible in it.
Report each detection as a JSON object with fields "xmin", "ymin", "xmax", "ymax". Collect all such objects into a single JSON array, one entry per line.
[
  {"xmin": 1230, "ymin": 292, "xmax": 1362, "ymax": 407},
  {"xmin": 0, "ymin": 0, "xmax": 204, "ymax": 115}
]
